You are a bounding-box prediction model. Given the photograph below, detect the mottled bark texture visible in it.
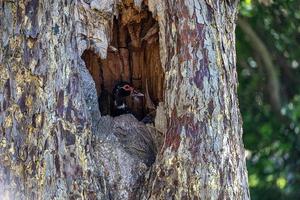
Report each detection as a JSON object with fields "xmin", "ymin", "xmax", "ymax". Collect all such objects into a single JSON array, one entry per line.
[
  {"xmin": 142, "ymin": 0, "xmax": 250, "ymax": 199},
  {"xmin": 0, "ymin": 0, "xmax": 249, "ymax": 199},
  {"xmin": 0, "ymin": 0, "xmax": 107, "ymax": 199}
]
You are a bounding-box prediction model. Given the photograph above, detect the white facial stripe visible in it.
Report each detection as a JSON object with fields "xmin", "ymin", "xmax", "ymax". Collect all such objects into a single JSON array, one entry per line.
[{"xmin": 117, "ymin": 103, "xmax": 126, "ymax": 109}]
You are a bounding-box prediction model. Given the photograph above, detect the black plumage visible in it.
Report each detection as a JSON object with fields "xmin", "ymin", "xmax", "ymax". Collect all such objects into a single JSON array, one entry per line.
[
  {"xmin": 112, "ymin": 81, "xmax": 143, "ymax": 117},
  {"xmin": 112, "ymin": 81, "xmax": 132, "ymax": 116},
  {"xmin": 99, "ymin": 81, "xmax": 147, "ymax": 119}
]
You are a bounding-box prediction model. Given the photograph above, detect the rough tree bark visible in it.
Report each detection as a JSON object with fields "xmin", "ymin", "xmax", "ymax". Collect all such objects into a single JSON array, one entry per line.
[
  {"xmin": 0, "ymin": 0, "xmax": 249, "ymax": 199},
  {"xmin": 140, "ymin": 0, "xmax": 250, "ymax": 199}
]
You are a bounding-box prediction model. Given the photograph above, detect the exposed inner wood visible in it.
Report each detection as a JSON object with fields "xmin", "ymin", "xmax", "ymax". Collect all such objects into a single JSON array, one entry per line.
[{"xmin": 82, "ymin": 3, "xmax": 164, "ymax": 119}]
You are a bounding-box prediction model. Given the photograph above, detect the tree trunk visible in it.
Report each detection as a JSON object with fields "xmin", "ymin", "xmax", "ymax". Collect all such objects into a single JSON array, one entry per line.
[
  {"xmin": 0, "ymin": 0, "xmax": 249, "ymax": 199},
  {"xmin": 141, "ymin": 0, "xmax": 250, "ymax": 199}
]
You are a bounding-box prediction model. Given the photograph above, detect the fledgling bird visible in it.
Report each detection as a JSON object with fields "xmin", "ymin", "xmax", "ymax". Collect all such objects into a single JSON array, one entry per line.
[{"xmin": 112, "ymin": 81, "xmax": 144, "ymax": 117}]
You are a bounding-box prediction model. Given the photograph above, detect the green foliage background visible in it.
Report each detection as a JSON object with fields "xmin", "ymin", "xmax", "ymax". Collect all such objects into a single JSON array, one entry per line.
[{"xmin": 237, "ymin": 0, "xmax": 300, "ymax": 199}]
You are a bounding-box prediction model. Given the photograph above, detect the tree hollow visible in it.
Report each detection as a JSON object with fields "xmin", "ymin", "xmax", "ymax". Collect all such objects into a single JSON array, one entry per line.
[{"xmin": 82, "ymin": 3, "xmax": 164, "ymax": 120}]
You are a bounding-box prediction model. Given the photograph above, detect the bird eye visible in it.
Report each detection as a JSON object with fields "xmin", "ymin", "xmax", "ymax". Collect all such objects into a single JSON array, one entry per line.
[{"xmin": 123, "ymin": 85, "xmax": 131, "ymax": 91}]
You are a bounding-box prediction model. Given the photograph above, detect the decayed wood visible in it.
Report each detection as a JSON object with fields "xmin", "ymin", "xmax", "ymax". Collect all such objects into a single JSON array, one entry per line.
[
  {"xmin": 81, "ymin": 50, "xmax": 103, "ymax": 96},
  {"xmin": 82, "ymin": 2, "xmax": 164, "ymax": 119}
]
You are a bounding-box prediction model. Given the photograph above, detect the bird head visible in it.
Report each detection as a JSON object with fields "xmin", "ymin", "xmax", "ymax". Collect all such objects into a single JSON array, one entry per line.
[{"xmin": 114, "ymin": 81, "xmax": 144, "ymax": 98}]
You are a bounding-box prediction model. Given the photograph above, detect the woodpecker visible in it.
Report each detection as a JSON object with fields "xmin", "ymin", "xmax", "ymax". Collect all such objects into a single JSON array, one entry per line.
[{"xmin": 112, "ymin": 81, "xmax": 144, "ymax": 116}]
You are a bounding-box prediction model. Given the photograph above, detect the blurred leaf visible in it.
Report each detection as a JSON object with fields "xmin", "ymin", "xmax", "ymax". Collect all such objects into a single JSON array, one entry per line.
[
  {"xmin": 276, "ymin": 177, "xmax": 287, "ymax": 189},
  {"xmin": 249, "ymin": 174, "xmax": 259, "ymax": 187}
]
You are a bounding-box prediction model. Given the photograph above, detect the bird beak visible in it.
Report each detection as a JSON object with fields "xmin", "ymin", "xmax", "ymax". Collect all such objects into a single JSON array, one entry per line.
[{"xmin": 131, "ymin": 89, "xmax": 144, "ymax": 97}]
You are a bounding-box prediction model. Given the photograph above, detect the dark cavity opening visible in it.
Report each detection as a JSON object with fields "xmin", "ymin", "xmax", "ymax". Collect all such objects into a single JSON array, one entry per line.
[{"xmin": 81, "ymin": 3, "xmax": 164, "ymax": 121}]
